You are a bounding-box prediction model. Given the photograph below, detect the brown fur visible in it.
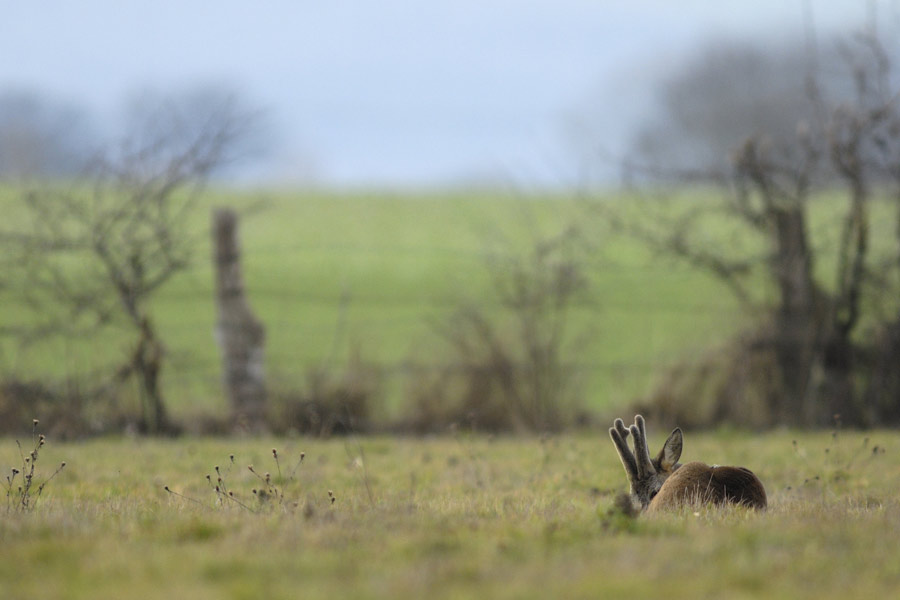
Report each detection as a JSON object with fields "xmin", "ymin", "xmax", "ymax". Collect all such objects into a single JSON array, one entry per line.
[{"xmin": 647, "ymin": 461, "xmax": 767, "ymax": 511}]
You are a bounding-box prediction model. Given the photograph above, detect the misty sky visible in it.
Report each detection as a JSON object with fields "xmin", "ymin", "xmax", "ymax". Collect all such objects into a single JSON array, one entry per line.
[{"xmin": 0, "ymin": 1, "xmax": 880, "ymax": 187}]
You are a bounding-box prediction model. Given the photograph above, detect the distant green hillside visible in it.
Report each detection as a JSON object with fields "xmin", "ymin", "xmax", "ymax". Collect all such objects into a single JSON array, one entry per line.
[{"xmin": 0, "ymin": 187, "xmax": 750, "ymax": 420}]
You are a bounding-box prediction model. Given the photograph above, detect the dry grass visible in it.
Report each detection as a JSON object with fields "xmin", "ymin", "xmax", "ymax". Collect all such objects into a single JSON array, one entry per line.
[{"xmin": 1, "ymin": 428, "xmax": 899, "ymax": 599}]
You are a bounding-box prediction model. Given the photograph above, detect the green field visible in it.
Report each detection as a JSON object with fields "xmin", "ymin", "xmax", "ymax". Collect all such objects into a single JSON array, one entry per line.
[
  {"xmin": 2, "ymin": 428, "xmax": 899, "ymax": 599},
  {"xmin": 1, "ymin": 187, "xmax": 749, "ymax": 422}
]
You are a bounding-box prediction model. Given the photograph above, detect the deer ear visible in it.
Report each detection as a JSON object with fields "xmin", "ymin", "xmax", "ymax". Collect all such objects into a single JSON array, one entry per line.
[{"xmin": 657, "ymin": 428, "xmax": 683, "ymax": 471}]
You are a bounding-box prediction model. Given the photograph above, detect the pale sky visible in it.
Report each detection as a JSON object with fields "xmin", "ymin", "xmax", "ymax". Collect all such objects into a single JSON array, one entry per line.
[{"xmin": 0, "ymin": 1, "xmax": 882, "ymax": 187}]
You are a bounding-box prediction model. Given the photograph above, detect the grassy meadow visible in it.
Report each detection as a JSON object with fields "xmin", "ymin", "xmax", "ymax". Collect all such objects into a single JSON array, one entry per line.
[
  {"xmin": 0, "ymin": 187, "xmax": 749, "ymax": 422},
  {"xmin": 3, "ymin": 185, "xmax": 900, "ymax": 597},
  {"xmin": 2, "ymin": 428, "xmax": 899, "ymax": 599}
]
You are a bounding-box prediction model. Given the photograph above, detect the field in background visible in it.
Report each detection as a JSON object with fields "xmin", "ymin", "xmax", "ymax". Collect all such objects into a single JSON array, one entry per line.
[
  {"xmin": 2, "ymin": 429, "xmax": 898, "ymax": 599},
  {"xmin": 1, "ymin": 188, "xmax": 747, "ymax": 421}
]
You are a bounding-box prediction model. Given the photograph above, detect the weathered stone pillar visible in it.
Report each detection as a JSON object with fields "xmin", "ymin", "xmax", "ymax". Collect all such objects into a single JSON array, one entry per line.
[{"xmin": 213, "ymin": 208, "xmax": 267, "ymax": 431}]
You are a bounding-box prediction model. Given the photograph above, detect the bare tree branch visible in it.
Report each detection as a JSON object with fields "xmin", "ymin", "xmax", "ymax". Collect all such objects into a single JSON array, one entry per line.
[{"xmin": 0, "ymin": 88, "xmax": 260, "ymax": 433}]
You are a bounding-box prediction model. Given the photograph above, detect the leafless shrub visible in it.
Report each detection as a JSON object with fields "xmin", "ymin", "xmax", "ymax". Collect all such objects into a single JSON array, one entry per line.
[
  {"xmin": 406, "ymin": 220, "xmax": 593, "ymax": 433},
  {"xmin": 0, "ymin": 376, "xmax": 135, "ymax": 439},
  {"xmin": 636, "ymin": 328, "xmax": 786, "ymax": 430},
  {"xmin": 269, "ymin": 349, "xmax": 381, "ymax": 437}
]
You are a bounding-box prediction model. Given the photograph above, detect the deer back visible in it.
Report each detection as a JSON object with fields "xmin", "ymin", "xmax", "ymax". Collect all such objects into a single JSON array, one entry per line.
[{"xmin": 648, "ymin": 461, "xmax": 767, "ymax": 511}]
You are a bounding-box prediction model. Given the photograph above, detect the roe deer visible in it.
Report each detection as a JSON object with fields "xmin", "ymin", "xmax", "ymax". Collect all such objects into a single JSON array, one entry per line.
[{"xmin": 609, "ymin": 415, "xmax": 767, "ymax": 511}]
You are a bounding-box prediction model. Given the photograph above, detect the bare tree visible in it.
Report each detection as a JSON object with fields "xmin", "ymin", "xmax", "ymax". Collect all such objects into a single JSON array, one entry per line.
[
  {"xmin": 627, "ymin": 36, "xmax": 855, "ymax": 175},
  {"xmin": 604, "ymin": 27, "xmax": 900, "ymax": 427},
  {"xmin": 0, "ymin": 88, "xmax": 259, "ymax": 433}
]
